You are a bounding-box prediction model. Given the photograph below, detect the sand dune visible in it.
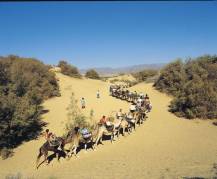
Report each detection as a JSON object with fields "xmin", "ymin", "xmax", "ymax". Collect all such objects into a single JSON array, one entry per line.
[{"xmin": 0, "ymin": 72, "xmax": 217, "ymax": 179}]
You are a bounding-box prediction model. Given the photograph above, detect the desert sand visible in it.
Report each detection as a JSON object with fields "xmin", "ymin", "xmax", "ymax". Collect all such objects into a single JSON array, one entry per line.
[{"xmin": 0, "ymin": 72, "xmax": 217, "ymax": 179}]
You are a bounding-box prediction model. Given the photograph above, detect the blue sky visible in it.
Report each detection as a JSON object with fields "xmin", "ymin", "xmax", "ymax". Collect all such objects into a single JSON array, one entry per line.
[{"xmin": 0, "ymin": 2, "xmax": 217, "ymax": 68}]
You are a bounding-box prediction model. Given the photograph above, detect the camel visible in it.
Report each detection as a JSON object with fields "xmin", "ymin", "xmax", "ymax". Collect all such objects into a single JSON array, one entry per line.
[
  {"xmin": 134, "ymin": 109, "xmax": 147, "ymax": 125},
  {"xmin": 118, "ymin": 116, "xmax": 136, "ymax": 136},
  {"xmin": 63, "ymin": 127, "xmax": 96, "ymax": 157},
  {"xmin": 36, "ymin": 127, "xmax": 94, "ymax": 169},
  {"xmin": 94, "ymin": 123, "xmax": 118, "ymax": 147},
  {"xmin": 36, "ymin": 137, "xmax": 64, "ymax": 169}
]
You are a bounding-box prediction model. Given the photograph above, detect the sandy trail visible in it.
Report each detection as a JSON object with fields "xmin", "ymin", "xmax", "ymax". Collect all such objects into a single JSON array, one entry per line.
[{"xmin": 0, "ymin": 73, "xmax": 217, "ymax": 179}]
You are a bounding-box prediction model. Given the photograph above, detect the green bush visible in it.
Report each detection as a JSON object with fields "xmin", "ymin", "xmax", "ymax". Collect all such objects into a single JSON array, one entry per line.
[
  {"xmin": 85, "ymin": 69, "xmax": 100, "ymax": 79},
  {"xmin": 154, "ymin": 60, "xmax": 185, "ymax": 96},
  {"xmin": 154, "ymin": 55, "xmax": 217, "ymax": 119},
  {"xmin": 58, "ymin": 60, "xmax": 81, "ymax": 78},
  {"xmin": 0, "ymin": 55, "xmax": 60, "ymax": 153}
]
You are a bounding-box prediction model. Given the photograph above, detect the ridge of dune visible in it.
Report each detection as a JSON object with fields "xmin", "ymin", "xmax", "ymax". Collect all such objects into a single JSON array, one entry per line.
[{"xmin": 0, "ymin": 73, "xmax": 217, "ymax": 179}]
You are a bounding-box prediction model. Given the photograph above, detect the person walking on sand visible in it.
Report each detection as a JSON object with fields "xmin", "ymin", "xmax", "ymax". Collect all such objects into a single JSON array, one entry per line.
[
  {"xmin": 81, "ymin": 97, "xmax": 86, "ymax": 109},
  {"xmin": 96, "ymin": 90, "xmax": 100, "ymax": 98},
  {"xmin": 116, "ymin": 108, "xmax": 123, "ymax": 120}
]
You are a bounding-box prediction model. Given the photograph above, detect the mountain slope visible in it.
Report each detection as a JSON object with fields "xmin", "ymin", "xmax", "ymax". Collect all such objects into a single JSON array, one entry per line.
[{"xmin": 80, "ymin": 63, "xmax": 166, "ymax": 76}]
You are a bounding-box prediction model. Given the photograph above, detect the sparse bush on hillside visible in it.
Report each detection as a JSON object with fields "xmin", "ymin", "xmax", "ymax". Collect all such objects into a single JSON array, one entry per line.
[
  {"xmin": 65, "ymin": 93, "xmax": 95, "ymax": 136},
  {"xmin": 0, "ymin": 55, "xmax": 60, "ymax": 156},
  {"xmin": 154, "ymin": 55, "xmax": 217, "ymax": 119},
  {"xmin": 109, "ymin": 78, "xmax": 138, "ymax": 87},
  {"xmin": 119, "ymin": 79, "xmax": 138, "ymax": 87},
  {"xmin": 85, "ymin": 69, "xmax": 100, "ymax": 79},
  {"xmin": 58, "ymin": 60, "xmax": 81, "ymax": 78},
  {"xmin": 132, "ymin": 69, "xmax": 158, "ymax": 83}
]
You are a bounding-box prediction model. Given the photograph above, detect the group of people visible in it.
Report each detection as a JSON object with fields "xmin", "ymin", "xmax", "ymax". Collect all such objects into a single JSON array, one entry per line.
[
  {"xmin": 97, "ymin": 85, "xmax": 152, "ymax": 131},
  {"xmin": 42, "ymin": 85, "xmax": 151, "ymax": 146},
  {"xmin": 110, "ymin": 84, "xmax": 152, "ymax": 112}
]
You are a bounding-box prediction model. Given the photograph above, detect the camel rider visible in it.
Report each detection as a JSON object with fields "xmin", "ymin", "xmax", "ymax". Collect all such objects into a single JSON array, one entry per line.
[
  {"xmin": 116, "ymin": 109, "xmax": 123, "ymax": 120},
  {"xmin": 146, "ymin": 102, "xmax": 152, "ymax": 112},
  {"xmin": 126, "ymin": 112, "xmax": 134, "ymax": 123},
  {"xmin": 112, "ymin": 88, "xmax": 116, "ymax": 96},
  {"xmin": 129, "ymin": 103, "xmax": 136, "ymax": 113},
  {"xmin": 48, "ymin": 133, "xmax": 59, "ymax": 146},
  {"xmin": 99, "ymin": 115, "xmax": 113, "ymax": 129},
  {"xmin": 145, "ymin": 94, "xmax": 149, "ymax": 100},
  {"xmin": 42, "ymin": 129, "xmax": 56, "ymax": 144},
  {"xmin": 42, "ymin": 129, "xmax": 50, "ymax": 141},
  {"xmin": 100, "ymin": 115, "xmax": 107, "ymax": 125},
  {"xmin": 137, "ymin": 97, "xmax": 142, "ymax": 109},
  {"xmin": 140, "ymin": 93, "xmax": 144, "ymax": 98},
  {"xmin": 80, "ymin": 126, "xmax": 91, "ymax": 139}
]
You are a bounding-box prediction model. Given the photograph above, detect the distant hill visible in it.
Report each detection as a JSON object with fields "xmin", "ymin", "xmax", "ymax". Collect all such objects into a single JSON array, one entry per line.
[{"xmin": 80, "ymin": 63, "xmax": 166, "ymax": 76}]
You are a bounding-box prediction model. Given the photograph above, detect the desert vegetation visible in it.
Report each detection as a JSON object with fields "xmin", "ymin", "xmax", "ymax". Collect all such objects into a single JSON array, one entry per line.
[
  {"xmin": 64, "ymin": 93, "xmax": 96, "ymax": 136},
  {"xmin": 85, "ymin": 69, "xmax": 101, "ymax": 80},
  {"xmin": 132, "ymin": 69, "xmax": 159, "ymax": 83},
  {"xmin": 154, "ymin": 55, "xmax": 217, "ymax": 119},
  {"xmin": 0, "ymin": 55, "xmax": 60, "ymax": 159},
  {"xmin": 58, "ymin": 60, "xmax": 81, "ymax": 78}
]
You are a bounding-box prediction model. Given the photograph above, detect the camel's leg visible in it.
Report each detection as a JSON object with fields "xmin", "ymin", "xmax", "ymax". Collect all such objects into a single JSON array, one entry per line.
[
  {"xmin": 117, "ymin": 129, "xmax": 120, "ymax": 139},
  {"xmin": 60, "ymin": 144, "xmax": 65, "ymax": 153},
  {"xmin": 84, "ymin": 143, "xmax": 87, "ymax": 152},
  {"xmin": 100, "ymin": 136, "xmax": 103, "ymax": 144},
  {"xmin": 67, "ymin": 143, "xmax": 74, "ymax": 158},
  {"xmin": 111, "ymin": 133, "xmax": 114, "ymax": 143},
  {"xmin": 36, "ymin": 149, "xmax": 43, "ymax": 169},
  {"xmin": 91, "ymin": 139, "xmax": 95, "ymax": 151},
  {"xmin": 134, "ymin": 122, "xmax": 136, "ymax": 131},
  {"xmin": 73, "ymin": 146, "xmax": 77, "ymax": 157},
  {"xmin": 55, "ymin": 149, "xmax": 60, "ymax": 162},
  {"xmin": 127, "ymin": 126, "xmax": 131, "ymax": 135},
  {"xmin": 122, "ymin": 127, "xmax": 126, "ymax": 136},
  {"xmin": 95, "ymin": 136, "xmax": 99, "ymax": 147},
  {"xmin": 44, "ymin": 151, "xmax": 48, "ymax": 165}
]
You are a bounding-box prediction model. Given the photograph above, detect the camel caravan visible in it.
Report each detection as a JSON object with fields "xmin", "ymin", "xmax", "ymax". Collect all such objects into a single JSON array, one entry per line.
[{"xmin": 36, "ymin": 84, "xmax": 152, "ymax": 169}]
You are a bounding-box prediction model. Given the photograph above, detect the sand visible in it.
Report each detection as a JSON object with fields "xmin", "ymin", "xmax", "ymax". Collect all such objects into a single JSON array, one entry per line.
[{"xmin": 0, "ymin": 72, "xmax": 217, "ymax": 179}]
